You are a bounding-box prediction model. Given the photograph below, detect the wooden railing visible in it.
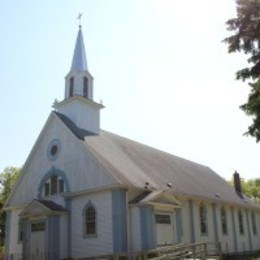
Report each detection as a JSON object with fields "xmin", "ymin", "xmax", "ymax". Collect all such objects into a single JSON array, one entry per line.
[
  {"xmin": 149, "ymin": 242, "xmax": 222, "ymax": 260},
  {"xmin": 7, "ymin": 242, "xmax": 222, "ymax": 260},
  {"xmin": 78, "ymin": 241, "xmax": 222, "ymax": 260},
  {"xmin": 8, "ymin": 252, "xmax": 58, "ymax": 260}
]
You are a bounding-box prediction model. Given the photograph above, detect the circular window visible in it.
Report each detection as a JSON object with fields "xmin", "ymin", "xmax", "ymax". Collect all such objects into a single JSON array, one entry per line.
[
  {"xmin": 47, "ymin": 139, "xmax": 61, "ymax": 161},
  {"xmin": 50, "ymin": 145, "xmax": 58, "ymax": 156}
]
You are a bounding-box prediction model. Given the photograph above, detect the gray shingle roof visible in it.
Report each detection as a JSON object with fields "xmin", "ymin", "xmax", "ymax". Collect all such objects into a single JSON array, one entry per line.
[
  {"xmin": 37, "ymin": 199, "xmax": 67, "ymax": 211},
  {"xmin": 56, "ymin": 112, "xmax": 259, "ymax": 209},
  {"xmin": 55, "ymin": 112, "xmax": 95, "ymax": 140}
]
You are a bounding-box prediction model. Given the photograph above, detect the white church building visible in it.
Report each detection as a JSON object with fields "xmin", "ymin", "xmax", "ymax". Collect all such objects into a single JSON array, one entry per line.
[{"xmin": 4, "ymin": 25, "xmax": 260, "ymax": 260}]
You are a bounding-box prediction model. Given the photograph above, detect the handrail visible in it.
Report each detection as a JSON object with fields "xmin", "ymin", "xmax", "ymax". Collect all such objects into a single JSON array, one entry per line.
[
  {"xmin": 7, "ymin": 241, "xmax": 222, "ymax": 260},
  {"xmin": 75, "ymin": 241, "xmax": 222, "ymax": 260},
  {"xmin": 150, "ymin": 241, "xmax": 222, "ymax": 260}
]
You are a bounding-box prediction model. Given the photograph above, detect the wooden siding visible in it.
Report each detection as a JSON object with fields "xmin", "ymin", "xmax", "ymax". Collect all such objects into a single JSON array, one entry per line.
[
  {"xmin": 215, "ymin": 205, "xmax": 235, "ymax": 254},
  {"xmin": 70, "ymin": 191, "xmax": 113, "ymax": 258},
  {"xmin": 57, "ymin": 96, "xmax": 101, "ymax": 135},
  {"xmin": 60, "ymin": 214, "xmax": 68, "ymax": 259},
  {"xmin": 129, "ymin": 206, "xmax": 142, "ymax": 251},
  {"xmin": 192, "ymin": 200, "xmax": 215, "ymax": 243},
  {"xmin": 181, "ymin": 199, "xmax": 260, "ymax": 254},
  {"xmin": 181, "ymin": 200, "xmax": 192, "ymax": 244},
  {"xmin": 8, "ymin": 209, "xmax": 22, "ymax": 256},
  {"xmin": 252, "ymin": 211, "xmax": 260, "ymax": 251},
  {"xmin": 8, "ymin": 114, "xmax": 116, "ymax": 207},
  {"xmin": 232, "ymin": 207, "xmax": 250, "ymax": 253}
]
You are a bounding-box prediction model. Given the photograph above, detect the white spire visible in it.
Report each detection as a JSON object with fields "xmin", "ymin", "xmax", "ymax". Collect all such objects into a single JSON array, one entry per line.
[
  {"xmin": 55, "ymin": 23, "xmax": 104, "ymax": 135},
  {"xmin": 70, "ymin": 26, "xmax": 88, "ymax": 71}
]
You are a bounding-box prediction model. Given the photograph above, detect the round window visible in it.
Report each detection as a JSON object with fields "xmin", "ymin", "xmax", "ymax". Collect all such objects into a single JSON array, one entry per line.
[
  {"xmin": 50, "ymin": 144, "xmax": 58, "ymax": 156},
  {"xmin": 47, "ymin": 139, "xmax": 61, "ymax": 161}
]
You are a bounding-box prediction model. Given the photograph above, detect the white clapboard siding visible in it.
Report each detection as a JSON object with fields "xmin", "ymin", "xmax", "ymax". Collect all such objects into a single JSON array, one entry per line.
[
  {"xmin": 181, "ymin": 200, "xmax": 192, "ymax": 244},
  {"xmin": 192, "ymin": 201, "xmax": 215, "ymax": 244},
  {"xmin": 71, "ymin": 190, "xmax": 113, "ymax": 258},
  {"xmin": 216, "ymin": 205, "xmax": 234, "ymax": 254},
  {"xmin": 129, "ymin": 206, "xmax": 142, "ymax": 251},
  {"xmin": 180, "ymin": 199, "xmax": 259, "ymax": 254},
  {"xmin": 60, "ymin": 214, "xmax": 68, "ymax": 259},
  {"xmin": 233, "ymin": 207, "xmax": 250, "ymax": 253},
  {"xmin": 252, "ymin": 211, "xmax": 260, "ymax": 251},
  {"xmin": 9, "ymin": 114, "xmax": 116, "ymax": 206},
  {"xmin": 9, "ymin": 209, "xmax": 22, "ymax": 256}
]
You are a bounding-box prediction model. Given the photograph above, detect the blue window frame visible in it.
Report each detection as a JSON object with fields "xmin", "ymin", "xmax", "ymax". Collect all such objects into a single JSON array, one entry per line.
[{"xmin": 83, "ymin": 201, "xmax": 97, "ymax": 238}]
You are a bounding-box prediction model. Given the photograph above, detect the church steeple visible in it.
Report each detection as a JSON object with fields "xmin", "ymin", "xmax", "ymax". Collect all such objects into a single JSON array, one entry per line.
[
  {"xmin": 55, "ymin": 24, "xmax": 104, "ymax": 135},
  {"xmin": 63, "ymin": 25, "xmax": 94, "ymax": 100},
  {"xmin": 70, "ymin": 26, "xmax": 88, "ymax": 71}
]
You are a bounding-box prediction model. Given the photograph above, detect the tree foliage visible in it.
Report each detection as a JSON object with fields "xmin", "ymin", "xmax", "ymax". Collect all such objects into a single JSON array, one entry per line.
[
  {"xmin": 224, "ymin": 0, "xmax": 260, "ymax": 142},
  {"xmin": 241, "ymin": 178, "xmax": 260, "ymax": 203},
  {"xmin": 0, "ymin": 167, "xmax": 20, "ymax": 249},
  {"xmin": 231, "ymin": 177, "xmax": 260, "ymax": 203}
]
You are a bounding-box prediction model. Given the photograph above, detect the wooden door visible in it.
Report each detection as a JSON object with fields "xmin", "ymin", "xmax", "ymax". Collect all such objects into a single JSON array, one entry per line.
[
  {"xmin": 29, "ymin": 222, "xmax": 46, "ymax": 260},
  {"xmin": 155, "ymin": 213, "xmax": 174, "ymax": 246}
]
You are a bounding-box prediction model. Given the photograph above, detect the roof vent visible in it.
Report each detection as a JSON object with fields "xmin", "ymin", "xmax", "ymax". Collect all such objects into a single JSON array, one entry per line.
[
  {"xmin": 167, "ymin": 182, "xmax": 172, "ymax": 188},
  {"xmin": 215, "ymin": 193, "xmax": 220, "ymax": 198}
]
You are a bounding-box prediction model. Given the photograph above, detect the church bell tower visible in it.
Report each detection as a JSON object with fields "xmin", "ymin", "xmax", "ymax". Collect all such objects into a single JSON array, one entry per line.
[{"xmin": 55, "ymin": 24, "xmax": 104, "ymax": 135}]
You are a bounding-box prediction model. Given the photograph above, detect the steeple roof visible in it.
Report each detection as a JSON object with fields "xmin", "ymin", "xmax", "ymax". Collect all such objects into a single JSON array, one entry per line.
[{"xmin": 70, "ymin": 26, "xmax": 88, "ymax": 71}]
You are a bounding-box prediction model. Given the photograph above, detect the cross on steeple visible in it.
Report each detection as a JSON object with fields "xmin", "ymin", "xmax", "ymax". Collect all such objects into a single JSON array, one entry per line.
[{"xmin": 77, "ymin": 13, "xmax": 83, "ymax": 28}]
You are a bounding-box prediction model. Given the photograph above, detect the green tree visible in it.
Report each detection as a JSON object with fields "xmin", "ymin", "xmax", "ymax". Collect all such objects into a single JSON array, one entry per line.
[
  {"xmin": 241, "ymin": 178, "xmax": 260, "ymax": 203},
  {"xmin": 0, "ymin": 167, "xmax": 20, "ymax": 249},
  {"xmin": 230, "ymin": 177, "xmax": 260, "ymax": 203},
  {"xmin": 224, "ymin": 0, "xmax": 260, "ymax": 142}
]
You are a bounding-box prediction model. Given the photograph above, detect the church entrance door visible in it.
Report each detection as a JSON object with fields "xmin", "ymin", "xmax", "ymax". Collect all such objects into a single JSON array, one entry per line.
[
  {"xmin": 155, "ymin": 213, "xmax": 174, "ymax": 246},
  {"xmin": 29, "ymin": 222, "xmax": 46, "ymax": 260}
]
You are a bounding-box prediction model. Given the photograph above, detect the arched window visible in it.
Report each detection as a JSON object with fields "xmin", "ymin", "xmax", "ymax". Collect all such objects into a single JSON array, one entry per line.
[
  {"xmin": 43, "ymin": 174, "xmax": 65, "ymax": 197},
  {"xmin": 50, "ymin": 175, "xmax": 58, "ymax": 195},
  {"xmin": 83, "ymin": 77, "xmax": 88, "ymax": 98},
  {"xmin": 38, "ymin": 167, "xmax": 70, "ymax": 199},
  {"xmin": 221, "ymin": 206, "xmax": 228, "ymax": 235},
  {"xmin": 199, "ymin": 203, "xmax": 207, "ymax": 235},
  {"xmin": 238, "ymin": 210, "xmax": 244, "ymax": 235},
  {"xmin": 251, "ymin": 211, "xmax": 257, "ymax": 236},
  {"xmin": 83, "ymin": 202, "xmax": 97, "ymax": 237},
  {"xmin": 86, "ymin": 206, "xmax": 96, "ymax": 235},
  {"xmin": 69, "ymin": 77, "xmax": 74, "ymax": 97}
]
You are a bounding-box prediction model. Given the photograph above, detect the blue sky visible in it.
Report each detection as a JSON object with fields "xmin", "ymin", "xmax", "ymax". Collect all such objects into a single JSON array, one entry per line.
[{"xmin": 0, "ymin": 0, "xmax": 259, "ymax": 181}]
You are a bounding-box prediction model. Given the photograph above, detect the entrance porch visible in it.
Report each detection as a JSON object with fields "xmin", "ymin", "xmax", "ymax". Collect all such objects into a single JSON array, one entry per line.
[{"xmin": 17, "ymin": 199, "xmax": 67, "ymax": 260}]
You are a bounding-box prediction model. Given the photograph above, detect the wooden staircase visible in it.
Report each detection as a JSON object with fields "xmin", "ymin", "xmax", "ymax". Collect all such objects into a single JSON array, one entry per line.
[{"xmin": 82, "ymin": 242, "xmax": 222, "ymax": 260}]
